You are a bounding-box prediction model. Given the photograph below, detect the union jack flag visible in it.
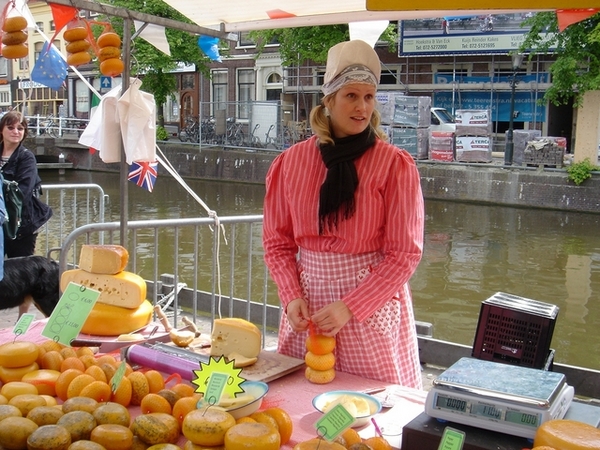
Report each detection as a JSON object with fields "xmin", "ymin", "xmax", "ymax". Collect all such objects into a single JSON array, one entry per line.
[{"xmin": 128, "ymin": 161, "xmax": 158, "ymax": 192}]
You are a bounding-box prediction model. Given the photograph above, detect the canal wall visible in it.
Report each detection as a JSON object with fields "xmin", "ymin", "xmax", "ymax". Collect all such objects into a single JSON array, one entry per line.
[{"xmin": 29, "ymin": 136, "xmax": 600, "ymax": 214}]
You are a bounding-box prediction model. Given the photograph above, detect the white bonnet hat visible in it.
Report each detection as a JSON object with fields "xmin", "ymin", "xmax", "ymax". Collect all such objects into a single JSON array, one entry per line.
[{"xmin": 321, "ymin": 39, "xmax": 381, "ymax": 96}]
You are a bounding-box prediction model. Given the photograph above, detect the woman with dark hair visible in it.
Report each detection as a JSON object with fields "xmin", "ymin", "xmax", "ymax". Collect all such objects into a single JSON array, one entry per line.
[
  {"xmin": 262, "ymin": 40, "xmax": 424, "ymax": 387},
  {"xmin": 0, "ymin": 111, "xmax": 52, "ymax": 280}
]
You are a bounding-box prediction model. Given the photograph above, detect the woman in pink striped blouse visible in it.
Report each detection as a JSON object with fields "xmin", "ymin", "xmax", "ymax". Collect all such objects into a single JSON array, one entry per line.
[{"xmin": 263, "ymin": 40, "xmax": 424, "ymax": 388}]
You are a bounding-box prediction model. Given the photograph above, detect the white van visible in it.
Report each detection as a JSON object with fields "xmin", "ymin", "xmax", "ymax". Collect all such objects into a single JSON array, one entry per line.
[{"xmin": 430, "ymin": 107, "xmax": 455, "ymax": 132}]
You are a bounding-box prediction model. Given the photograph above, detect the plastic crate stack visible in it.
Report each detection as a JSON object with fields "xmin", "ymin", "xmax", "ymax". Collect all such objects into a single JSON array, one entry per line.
[
  {"xmin": 376, "ymin": 93, "xmax": 429, "ymax": 159},
  {"xmin": 429, "ymin": 131, "xmax": 455, "ymax": 161},
  {"xmin": 454, "ymin": 109, "xmax": 493, "ymax": 163}
]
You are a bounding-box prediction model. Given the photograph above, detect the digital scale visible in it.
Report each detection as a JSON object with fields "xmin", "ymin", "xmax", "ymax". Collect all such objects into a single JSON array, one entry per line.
[{"xmin": 425, "ymin": 357, "xmax": 574, "ymax": 439}]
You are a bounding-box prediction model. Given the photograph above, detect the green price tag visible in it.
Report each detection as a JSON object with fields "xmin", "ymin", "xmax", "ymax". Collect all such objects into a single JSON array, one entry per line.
[
  {"xmin": 41, "ymin": 282, "xmax": 100, "ymax": 346},
  {"xmin": 12, "ymin": 313, "xmax": 35, "ymax": 336},
  {"xmin": 111, "ymin": 361, "xmax": 128, "ymax": 394},
  {"xmin": 314, "ymin": 403, "xmax": 355, "ymax": 441},
  {"xmin": 205, "ymin": 372, "xmax": 229, "ymax": 405},
  {"xmin": 438, "ymin": 427, "xmax": 465, "ymax": 450}
]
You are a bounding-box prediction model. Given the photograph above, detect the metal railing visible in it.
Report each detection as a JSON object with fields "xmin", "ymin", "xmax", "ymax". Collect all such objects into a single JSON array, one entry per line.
[
  {"xmin": 27, "ymin": 115, "xmax": 89, "ymax": 138},
  {"xmin": 37, "ymin": 183, "xmax": 108, "ymax": 260}
]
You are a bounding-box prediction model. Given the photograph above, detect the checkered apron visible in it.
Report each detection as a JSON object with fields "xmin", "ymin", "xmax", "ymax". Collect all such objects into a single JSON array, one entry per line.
[{"xmin": 277, "ymin": 248, "xmax": 422, "ymax": 388}]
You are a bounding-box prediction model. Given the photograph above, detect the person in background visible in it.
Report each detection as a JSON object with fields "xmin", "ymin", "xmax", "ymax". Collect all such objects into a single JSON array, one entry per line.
[
  {"xmin": 0, "ymin": 171, "xmax": 5, "ymax": 282},
  {"xmin": 0, "ymin": 111, "xmax": 52, "ymax": 312},
  {"xmin": 262, "ymin": 40, "xmax": 425, "ymax": 387}
]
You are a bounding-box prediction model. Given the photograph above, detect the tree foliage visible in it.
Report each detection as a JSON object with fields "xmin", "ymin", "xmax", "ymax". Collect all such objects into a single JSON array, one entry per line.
[
  {"xmin": 521, "ymin": 12, "xmax": 600, "ymax": 106},
  {"xmin": 248, "ymin": 24, "xmax": 398, "ymax": 66},
  {"xmin": 92, "ymin": 0, "xmax": 218, "ymax": 119}
]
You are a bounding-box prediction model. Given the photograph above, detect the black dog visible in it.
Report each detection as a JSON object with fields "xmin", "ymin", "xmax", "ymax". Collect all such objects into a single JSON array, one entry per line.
[{"xmin": 1, "ymin": 256, "xmax": 60, "ymax": 318}]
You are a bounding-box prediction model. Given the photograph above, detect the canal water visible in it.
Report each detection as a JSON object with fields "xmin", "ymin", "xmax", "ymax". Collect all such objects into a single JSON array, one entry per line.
[{"xmin": 42, "ymin": 170, "xmax": 600, "ymax": 371}]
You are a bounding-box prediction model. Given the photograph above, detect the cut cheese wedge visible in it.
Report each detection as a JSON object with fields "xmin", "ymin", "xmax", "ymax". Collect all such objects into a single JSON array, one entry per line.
[
  {"xmin": 60, "ymin": 269, "xmax": 146, "ymax": 309},
  {"xmin": 79, "ymin": 245, "xmax": 129, "ymax": 274},
  {"xmin": 227, "ymin": 352, "xmax": 258, "ymax": 368},
  {"xmin": 534, "ymin": 419, "xmax": 600, "ymax": 450},
  {"xmin": 210, "ymin": 318, "xmax": 261, "ymax": 359},
  {"xmin": 81, "ymin": 299, "xmax": 153, "ymax": 336}
]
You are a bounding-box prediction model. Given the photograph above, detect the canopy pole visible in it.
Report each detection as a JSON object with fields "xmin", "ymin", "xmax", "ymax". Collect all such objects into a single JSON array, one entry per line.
[{"xmin": 119, "ymin": 17, "xmax": 132, "ymax": 246}]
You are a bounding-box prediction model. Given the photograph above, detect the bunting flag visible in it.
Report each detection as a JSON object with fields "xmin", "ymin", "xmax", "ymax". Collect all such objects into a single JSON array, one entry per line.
[
  {"xmin": 134, "ymin": 20, "xmax": 171, "ymax": 56},
  {"xmin": 31, "ymin": 41, "xmax": 68, "ymax": 90},
  {"xmin": 48, "ymin": 3, "xmax": 79, "ymax": 46},
  {"xmin": 557, "ymin": 8, "xmax": 600, "ymax": 31},
  {"xmin": 128, "ymin": 161, "xmax": 158, "ymax": 192},
  {"xmin": 198, "ymin": 35, "xmax": 222, "ymax": 62}
]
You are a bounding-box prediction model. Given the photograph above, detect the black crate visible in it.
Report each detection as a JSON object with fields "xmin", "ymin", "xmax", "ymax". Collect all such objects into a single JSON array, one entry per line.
[{"xmin": 471, "ymin": 292, "xmax": 559, "ymax": 369}]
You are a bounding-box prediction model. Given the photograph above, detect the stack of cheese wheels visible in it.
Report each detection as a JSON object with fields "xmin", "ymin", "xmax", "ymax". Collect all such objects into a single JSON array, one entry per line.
[
  {"xmin": 97, "ymin": 29, "xmax": 124, "ymax": 77},
  {"xmin": 210, "ymin": 318, "xmax": 261, "ymax": 367},
  {"xmin": 1, "ymin": 15, "xmax": 28, "ymax": 59},
  {"xmin": 0, "ymin": 341, "xmax": 39, "ymax": 384},
  {"xmin": 304, "ymin": 334, "xmax": 336, "ymax": 384},
  {"xmin": 60, "ymin": 245, "xmax": 153, "ymax": 335},
  {"xmin": 63, "ymin": 25, "xmax": 91, "ymax": 66}
]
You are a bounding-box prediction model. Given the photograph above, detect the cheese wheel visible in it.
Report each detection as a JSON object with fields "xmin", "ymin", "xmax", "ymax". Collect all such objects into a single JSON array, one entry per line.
[
  {"xmin": 63, "ymin": 27, "xmax": 87, "ymax": 42},
  {"xmin": 182, "ymin": 407, "xmax": 236, "ymax": 446},
  {"xmin": 78, "ymin": 245, "xmax": 129, "ymax": 274},
  {"xmin": 2, "ymin": 16, "xmax": 27, "ymax": 33},
  {"xmin": 0, "ymin": 362, "xmax": 39, "ymax": 384},
  {"xmin": 224, "ymin": 423, "xmax": 280, "ymax": 450},
  {"xmin": 21, "ymin": 370, "xmax": 61, "ymax": 397},
  {"xmin": 98, "ymin": 46, "xmax": 121, "ymax": 62},
  {"xmin": 0, "ymin": 341, "xmax": 39, "ymax": 368},
  {"xmin": 60, "ymin": 269, "xmax": 146, "ymax": 309},
  {"xmin": 80, "ymin": 300, "xmax": 153, "ymax": 336},
  {"xmin": 210, "ymin": 318, "xmax": 261, "ymax": 359},
  {"xmin": 534, "ymin": 419, "xmax": 600, "ymax": 449},
  {"xmin": 65, "ymin": 39, "xmax": 91, "ymax": 54},
  {"xmin": 66, "ymin": 51, "xmax": 91, "ymax": 66},
  {"xmin": 1, "ymin": 43, "xmax": 28, "ymax": 59},
  {"xmin": 293, "ymin": 439, "xmax": 346, "ymax": 450},
  {"xmin": 2, "ymin": 30, "xmax": 27, "ymax": 45}
]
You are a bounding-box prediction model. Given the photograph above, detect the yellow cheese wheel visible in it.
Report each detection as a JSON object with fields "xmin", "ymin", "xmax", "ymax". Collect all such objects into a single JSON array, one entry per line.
[
  {"xmin": 2, "ymin": 16, "xmax": 27, "ymax": 33},
  {"xmin": 21, "ymin": 370, "xmax": 61, "ymax": 397},
  {"xmin": 534, "ymin": 419, "xmax": 600, "ymax": 449},
  {"xmin": 97, "ymin": 32, "xmax": 121, "ymax": 48},
  {"xmin": 224, "ymin": 422, "xmax": 280, "ymax": 450},
  {"xmin": 2, "ymin": 30, "xmax": 27, "ymax": 45},
  {"xmin": 293, "ymin": 439, "xmax": 346, "ymax": 450},
  {"xmin": 0, "ymin": 362, "xmax": 39, "ymax": 384},
  {"xmin": 78, "ymin": 245, "xmax": 129, "ymax": 274},
  {"xmin": 81, "ymin": 299, "xmax": 153, "ymax": 336},
  {"xmin": 182, "ymin": 407, "xmax": 236, "ymax": 446},
  {"xmin": 90, "ymin": 424, "xmax": 134, "ymax": 450},
  {"xmin": 66, "ymin": 51, "xmax": 91, "ymax": 66},
  {"xmin": 0, "ymin": 341, "xmax": 39, "ymax": 368},
  {"xmin": 60, "ymin": 269, "xmax": 146, "ymax": 309},
  {"xmin": 63, "ymin": 27, "xmax": 87, "ymax": 42},
  {"xmin": 1, "ymin": 43, "xmax": 28, "ymax": 59},
  {"xmin": 98, "ymin": 46, "xmax": 121, "ymax": 63},
  {"xmin": 99, "ymin": 58, "xmax": 124, "ymax": 77},
  {"xmin": 65, "ymin": 39, "xmax": 91, "ymax": 54}
]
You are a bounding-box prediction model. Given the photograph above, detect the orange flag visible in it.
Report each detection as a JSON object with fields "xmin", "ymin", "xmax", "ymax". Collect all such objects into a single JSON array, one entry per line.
[
  {"xmin": 48, "ymin": 3, "xmax": 79, "ymax": 49},
  {"xmin": 557, "ymin": 8, "xmax": 600, "ymax": 32}
]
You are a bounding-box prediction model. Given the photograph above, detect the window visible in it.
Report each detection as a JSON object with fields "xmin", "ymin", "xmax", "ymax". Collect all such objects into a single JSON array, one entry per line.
[
  {"xmin": 0, "ymin": 58, "xmax": 7, "ymax": 77},
  {"xmin": 238, "ymin": 31, "xmax": 255, "ymax": 48},
  {"xmin": 182, "ymin": 74, "xmax": 194, "ymax": 89},
  {"xmin": 50, "ymin": 20, "xmax": 55, "ymax": 31},
  {"xmin": 380, "ymin": 67, "xmax": 401, "ymax": 86},
  {"xmin": 265, "ymin": 72, "xmax": 282, "ymax": 101},
  {"xmin": 36, "ymin": 22, "xmax": 44, "ymax": 32},
  {"xmin": 237, "ymin": 69, "xmax": 254, "ymax": 119},
  {"xmin": 34, "ymin": 42, "xmax": 44, "ymax": 65},
  {"xmin": 211, "ymin": 69, "xmax": 228, "ymax": 114}
]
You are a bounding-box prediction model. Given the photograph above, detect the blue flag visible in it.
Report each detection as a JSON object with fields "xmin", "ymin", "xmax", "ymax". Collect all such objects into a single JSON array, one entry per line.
[
  {"xmin": 31, "ymin": 42, "xmax": 68, "ymax": 91},
  {"xmin": 198, "ymin": 35, "xmax": 222, "ymax": 62}
]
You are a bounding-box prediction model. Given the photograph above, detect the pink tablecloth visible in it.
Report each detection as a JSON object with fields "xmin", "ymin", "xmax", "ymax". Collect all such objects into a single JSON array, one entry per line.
[{"xmin": 2, "ymin": 320, "xmax": 427, "ymax": 449}]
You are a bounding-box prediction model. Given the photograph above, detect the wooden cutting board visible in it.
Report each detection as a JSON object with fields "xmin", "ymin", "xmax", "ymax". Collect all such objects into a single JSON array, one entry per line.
[{"xmin": 160, "ymin": 336, "xmax": 305, "ymax": 383}]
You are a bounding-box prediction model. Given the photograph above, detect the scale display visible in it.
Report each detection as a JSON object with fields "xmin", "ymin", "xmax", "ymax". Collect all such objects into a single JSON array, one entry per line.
[{"xmin": 425, "ymin": 357, "xmax": 574, "ymax": 438}]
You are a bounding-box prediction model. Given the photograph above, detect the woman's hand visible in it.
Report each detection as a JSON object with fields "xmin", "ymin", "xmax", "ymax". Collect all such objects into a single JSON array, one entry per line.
[
  {"xmin": 286, "ymin": 298, "xmax": 310, "ymax": 332},
  {"xmin": 311, "ymin": 301, "xmax": 352, "ymax": 336}
]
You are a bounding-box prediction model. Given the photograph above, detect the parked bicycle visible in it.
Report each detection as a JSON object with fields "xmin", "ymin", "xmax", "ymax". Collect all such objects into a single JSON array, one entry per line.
[
  {"xmin": 179, "ymin": 116, "xmax": 200, "ymax": 143},
  {"xmin": 225, "ymin": 117, "xmax": 245, "ymax": 147},
  {"xmin": 248, "ymin": 123, "xmax": 263, "ymax": 148}
]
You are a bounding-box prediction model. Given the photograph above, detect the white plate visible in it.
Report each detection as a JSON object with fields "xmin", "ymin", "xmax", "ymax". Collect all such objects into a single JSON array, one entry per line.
[{"xmin": 312, "ymin": 390, "xmax": 382, "ymax": 428}]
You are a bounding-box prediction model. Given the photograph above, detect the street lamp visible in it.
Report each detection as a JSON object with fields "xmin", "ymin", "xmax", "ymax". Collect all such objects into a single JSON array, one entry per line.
[{"xmin": 504, "ymin": 53, "xmax": 524, "ymax": 166}]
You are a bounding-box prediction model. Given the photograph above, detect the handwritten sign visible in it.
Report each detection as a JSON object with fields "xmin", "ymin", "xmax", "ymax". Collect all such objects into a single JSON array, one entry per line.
[
  {"xmin": 314, "ymin": 403, "xmax": 355, "ymax": 441},
  {"xmin": 12, "ymin": 313, "xmax": 35, "ymax": 336},
  {"xmin": 42, "ymin": 282, "xmax": 100, "ymax": 346},
  {"xmin": 192, "ymin": 356, "xmax": 245, "ymax": 401},
  {"xmin": 438, "ymin": 427, "xmax": 466, "ymax": 450}
]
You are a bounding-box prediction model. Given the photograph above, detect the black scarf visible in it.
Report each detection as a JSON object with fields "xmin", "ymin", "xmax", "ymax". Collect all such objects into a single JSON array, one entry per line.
[{"xmin": 318, "ymin": 126, "xmax": 376, "ymax": 233}]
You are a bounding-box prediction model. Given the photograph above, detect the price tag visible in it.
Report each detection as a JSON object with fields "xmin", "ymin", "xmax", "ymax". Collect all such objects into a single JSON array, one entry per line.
[
  {"xmin": 438, "ymin": 427, "xmax": 465, "ymax": 450},
  {"xmin": 314, "ymin": 403, "xmax": 355, "ymax": 441},
  {"xmin": 204, "ymin": 372, "xmax": 229, "ymax": 405},
  {"xmin": 42, "ymin": 282, "xmax": 100, "ymax": 346},
  {"xmin": 111, "ymin": 361, "xmax": 128, "ymax": 394},
  {"xmin": 12, "ymin": 313, "xmax": 35, "ymax": 336}
]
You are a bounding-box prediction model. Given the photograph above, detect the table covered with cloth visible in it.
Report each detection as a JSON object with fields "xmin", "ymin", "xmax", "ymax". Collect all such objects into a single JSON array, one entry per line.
[{"xmin": 0, "ymin": 319, "xmax": 428, "ymax": 449}]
